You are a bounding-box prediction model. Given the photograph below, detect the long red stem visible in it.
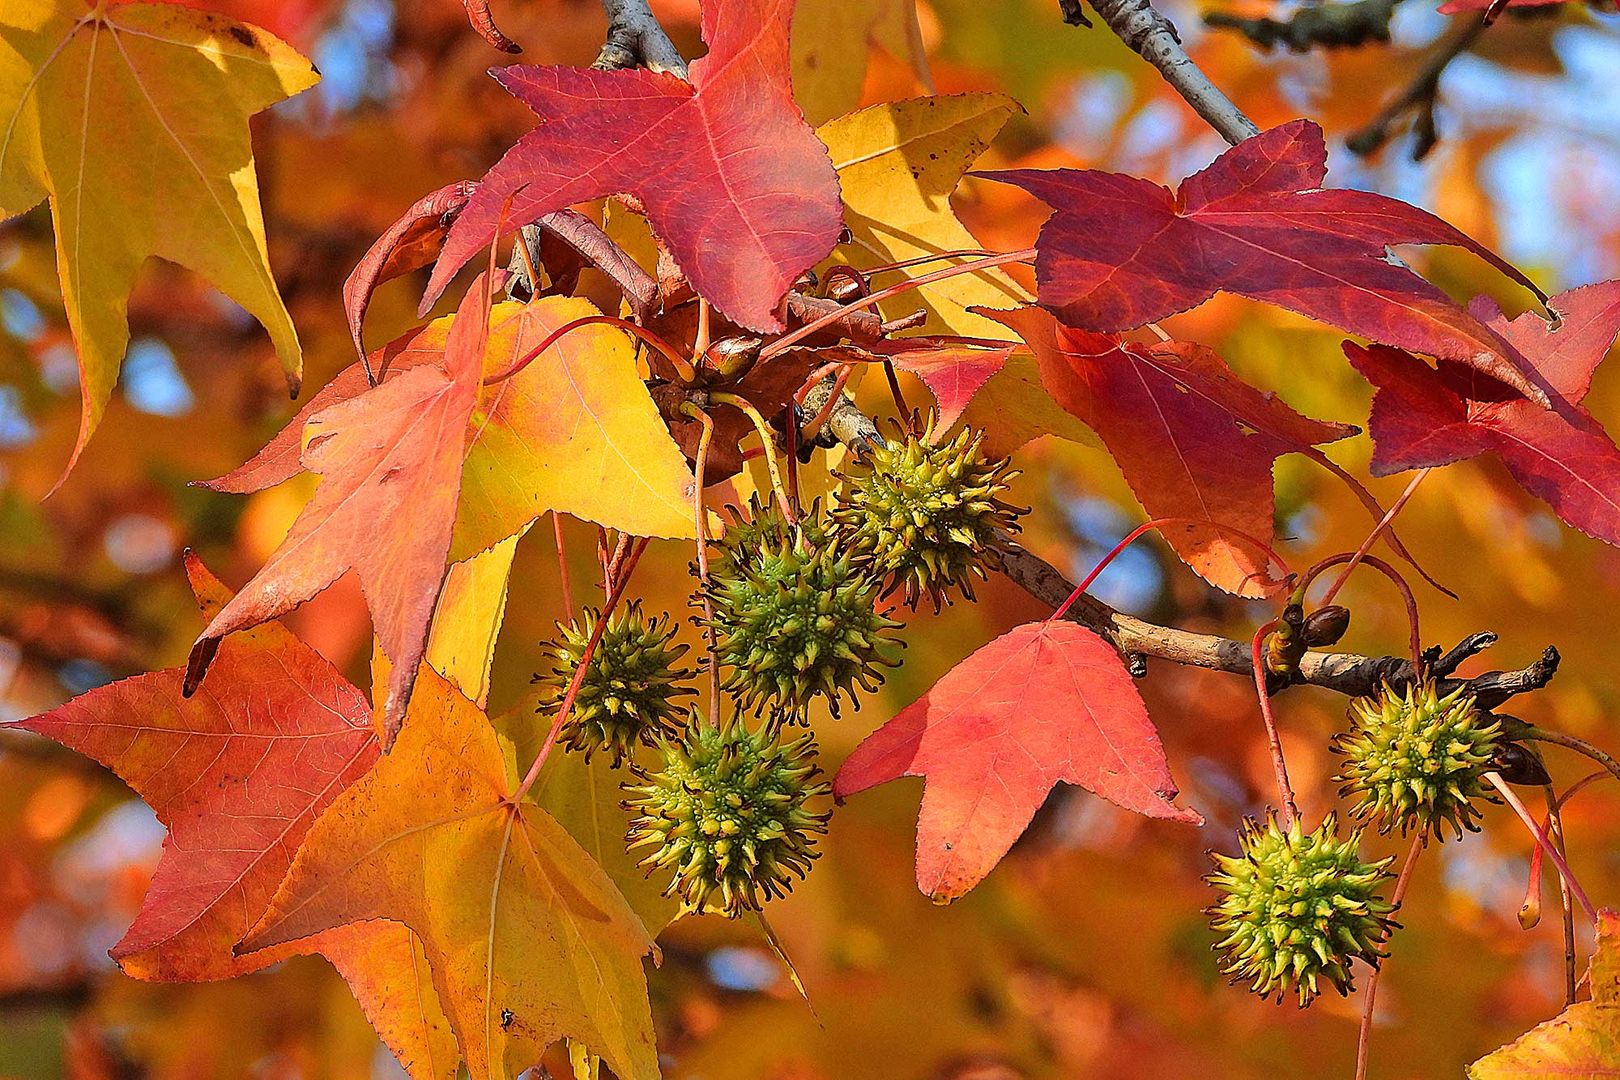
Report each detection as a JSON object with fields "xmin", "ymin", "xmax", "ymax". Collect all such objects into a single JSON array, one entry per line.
[
  {"xmin": 1321, "ymin": 469, "xmax": 1432, "ymax": 607},
  {"xmin": 483, "ymin": 314, "xmax": 695, "ymax": 385},
  {"xmin": 1485, "ymin": 771, "xmax": 1599, "ymax": 924},
  {"xmin": 552, "ymin": 512, "xmax": 575, "ymax": 621},
  {"xmin": 1299, "ymin": 552, "xmax": 1423, "ymax": 673},
  {"xmin": 1049, "ymin": 517, "xmax": 1292, "ymax": 622},
  {"xmin": 1355, "ymin": 830, "xmax": 1426, "ymax": 1080},
  {"xmin": 1251, "ymin": 619, "xmax": 1300, "ymax": 828},
  {"xmin": 759, "ymin": 249, "xmax": 1037, "ymax": 360}
]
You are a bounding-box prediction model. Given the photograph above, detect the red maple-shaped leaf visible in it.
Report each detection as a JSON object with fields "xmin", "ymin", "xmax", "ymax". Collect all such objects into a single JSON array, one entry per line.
[
  {"xmin": 987, "ymin": 304, "xmax": 1353, "ymax": 596},
  {"xmin": 187, "ymin": 272, "xmax": 493, "ymax": 745},
  {"xmin": 873, "ymin": 336, "xmax": 1016, "ymax": 431},
  {"xmin": 423, "ymin": 0, "xmax": 842, "ymax": 332},
  {"xmin": 835, "ymin": 620, "xmax": 1201, "ymax": 902},
  {"xmin": 1348, "ymin": 280, "xmax": 1620, "ymax": 545},
  {"xmin": 4, "ymin": 552, "xmax": 378, "ymax": 979},
  {"xmin": 985, "ymin": 120, "xmax": 1549, "ymax": 403}
]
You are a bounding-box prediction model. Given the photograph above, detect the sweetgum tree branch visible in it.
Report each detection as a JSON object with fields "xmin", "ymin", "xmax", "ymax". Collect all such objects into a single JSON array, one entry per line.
[
  {"xmin": 1346, "ymin": 15, "xmax": 1486, "ymax": 159},
  {"xmin": 1205, "ymin": 0, "xmax": 1405, "ymax": 52},
  {"xmin": 593, "ymin": 0, "xmax": 689, "ymax": 77},
  {"xmin": 996, "ymin": 546, "xmax": 1559, "ymax": 708},
  {"xmin": 1063, "ymin": 0, "xmax": 1261, "ymax": 145}
]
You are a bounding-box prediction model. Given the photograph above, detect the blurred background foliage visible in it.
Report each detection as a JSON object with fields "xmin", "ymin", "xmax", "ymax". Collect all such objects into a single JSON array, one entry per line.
[{"xmin": 2, "ymin": 0, "xmax": 1620, "ymax": 1076}]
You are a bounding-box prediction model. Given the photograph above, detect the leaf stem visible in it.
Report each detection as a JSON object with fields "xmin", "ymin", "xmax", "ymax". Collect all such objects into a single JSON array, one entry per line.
[
  {"xmin": 1355, "ymin": 829, "xmax": 1426, "ymax": 1080},
  {"xmin": 1251, "ymin": 619, "xmax": 1300, "ymax": 828},
  {"xmin": 758, "ymin": 248, "xmax": 1037, "ymax": 361},
  {"xmin": 1319, "ymin": 468, "xmax": 1431, "ymax": 607},
  {"xmin": 1484, "ymin": 770, "xmax": 1598, "ymax": 924},
  {"xmin": 483, "ymin": 314, "xmax": 696, "ymax": 386},
  {"xmin": 711, "ymin": 391, "xmax": 796, "ymax": 523},
  {"xmin": 1299, "ymin": 551, "xmax": 1423, "ymax": 673},
  {"xmin": 552, "ymin": 512, "xmax": 575, "ymax": 621},
  {"xmin": 1049, "ymin": 517, "xmax": 1292, "ymax": 622},
  {"xmin": 1518, "ymin": 726, "xmax": 1620, "ymax": 785},
  {"xmin": 681, "ymin": 402, "xmax": 722, "ymax": 723}
]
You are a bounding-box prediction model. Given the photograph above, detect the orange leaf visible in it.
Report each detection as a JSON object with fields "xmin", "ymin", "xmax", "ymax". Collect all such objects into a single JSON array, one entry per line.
[
  {"xmin": 835, "ymin": 620, "xmax": 1201, "ymax": 903},
  {"xmin": 1470, "ymin": 909, "xmax": 1620, "ymax": 1077},
  {"xmin": 242, "ymin": 666, "xmax": 658, "ymax": 1080},
  {"xmin": 186, "ymin": 272, "xmax": 493, "ymax": 745}
]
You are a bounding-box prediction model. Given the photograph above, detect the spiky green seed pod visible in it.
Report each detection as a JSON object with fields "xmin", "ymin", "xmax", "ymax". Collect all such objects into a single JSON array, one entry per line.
[
  {"xmin": 702, "ymin": 521, "xmax": 902, "ymax": 720},
  {"xmin": 710, "ymin": 494, "xmax": 827, "ymax": 579},
  {"xmin": 534, "ymin": 604, "xmax": 695, "ymax": 766},
  {"xmin": 624, "ymin": 711, "xmax": 831, "ymax": 917},
  {"xmin": 1333, "ymin": 682, "xmax": 1501, "ymax": 841},
  {"xmin": 830, "ymin": 424, "xmax": 1024, "ymax": 611},
  {"xmin": 1207, "ymin": 814, "xmax": 1397, "ymax": 1007}
]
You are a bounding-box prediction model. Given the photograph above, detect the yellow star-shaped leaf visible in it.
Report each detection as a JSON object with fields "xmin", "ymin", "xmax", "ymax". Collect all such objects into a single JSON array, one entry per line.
[{"xmin": 0, "ymin": 0, "xmax": 315, "ymax": 476}]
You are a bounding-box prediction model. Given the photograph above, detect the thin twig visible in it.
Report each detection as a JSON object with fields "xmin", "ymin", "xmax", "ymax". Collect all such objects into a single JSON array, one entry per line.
[
  {"xmin": 1347, "ymin": 15, "xmax": 1487, "ymax": 159},
  {"xmin": 1355, "ymin": 829, "xmax": 1426, "ymax": 1080},
  {"xmin": 552, "ymin": 512, "xmax": 575, "ymax": 621},
  {"xmin": 1075, "ymin": 0, "xmax": 1261, "ymax": 145}
]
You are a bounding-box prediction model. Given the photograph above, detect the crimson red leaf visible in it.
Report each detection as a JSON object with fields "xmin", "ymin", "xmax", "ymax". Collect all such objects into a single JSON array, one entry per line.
[
  {"xmin": 423, "ymin": 0, "xmax": 842, "ymax": 332},
  {"xmin": 187, "ymin": 272, "xmax": 494, "ymax": 746},
  {"xmin": 835, "ymin": 620, "xmax": 1201, "ymax": 902},
  {"xmin": 1348, "ymin": 280, "xmax": 1620, "ymax": 545},
  {"xmin": 4, "ymin": 551, "xmax": 378, "ymax": 979},
  {"xmin": 343, "ymin": 180, "xmax": 479, "ymax": 361},
  {"xmin": 874, "ymin": 336, "xmax": 1016, "ymax": 431},
  {"xmin": 988, "ymin": 304, "xmax": 1354, "ymax": 596},
  {"xmin": 984, "ymin": 119, "xmax": 1549, "ymax": 403}
]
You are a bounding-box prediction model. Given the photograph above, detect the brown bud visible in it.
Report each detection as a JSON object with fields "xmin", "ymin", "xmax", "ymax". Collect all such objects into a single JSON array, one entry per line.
[{"xmin": 1302, "ymin": 605, "xmax": 1351, "ymax": 647}]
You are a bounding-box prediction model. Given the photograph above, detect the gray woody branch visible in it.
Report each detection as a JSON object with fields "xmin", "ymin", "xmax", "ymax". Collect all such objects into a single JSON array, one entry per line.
[
  {"xmin": 593, "ymin": 0, "xmax": 689, "ymax": 77},
  {"xmin": 1064, "ymin": 0, "xmax": 1260, "ymax": 145}
]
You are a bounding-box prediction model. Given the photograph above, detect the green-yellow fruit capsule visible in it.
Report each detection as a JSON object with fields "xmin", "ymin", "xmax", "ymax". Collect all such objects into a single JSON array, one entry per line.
[
  {"xmin": 830, "ymin": 423, "xmax": 1023, "ymax": 612},
  {"xmin": 534, "ymin": 603, "xmax": 695, "ymax": 766},
  {"xmin": 1333, "ymin": 682, "xmax": 1500, "ymax": 840},
  {"xmin": 701, "ymin": 502, "xmax": 902, "ymax": 721},
  {"xmin": 623, "ymin": 711, "xmax": 832, "ymax": 917},
  {"xmin": 1206, "ymin": 813, "xmax": 1396, "ymax": 1007}
]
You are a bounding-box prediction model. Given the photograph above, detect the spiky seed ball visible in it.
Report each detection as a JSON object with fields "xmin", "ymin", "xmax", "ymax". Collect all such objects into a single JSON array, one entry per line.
[
  {"xmin": 624, "ymin": 712, "xmax": 831, "ymax": 917},
  {"xmin": 1207, "ymin": 814, "xmax": 1397, "ymax": 1006},
  {"xmin": 710, "ymin": 494, "xmax": 827, "ymax": 579},
  {"xmin": 830, "ymin": 424, "xmax": 1024, "ymax": 611},
  {"xmin": 1332, "ymin": 682, "xmax": 1501, "ymax": 841},
  {"xmin": 702, "ymin": 524, "xmax": 902, "ymax": 720},
  {"xmin": 534, "ymin": 604, "xmax": 695, "ymax": 765}
]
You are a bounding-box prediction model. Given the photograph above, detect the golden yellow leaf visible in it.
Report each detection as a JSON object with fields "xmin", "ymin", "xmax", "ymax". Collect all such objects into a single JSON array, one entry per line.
[
  {"xmin": 243, "ymin": 667, "xmax": 660, "ymax": 1080},
  {"xmin": 501, "ymin": 695, "xmax": 684, "ymax": 939},
  {"xmin": 321, "ymin": 922, "xmax": 460, "ymax": 1080},
  {"xmin": 1469, "ymin": 909, "xmax": 1620, "ymax": 1078},
  {"xmin": 456, "ymin": 298, "xmax": 697, "ymax": 557},
  {"xmin": 792, "ymin": 0, "xmax": 933, "ymax": 125},
  {"xmin": 0, "ymin": 0, "xmax": 315, "ymax": 476},
  {"xmin": 817, "ymin": 93, "xmax": 1028, "ymax": 339}
]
